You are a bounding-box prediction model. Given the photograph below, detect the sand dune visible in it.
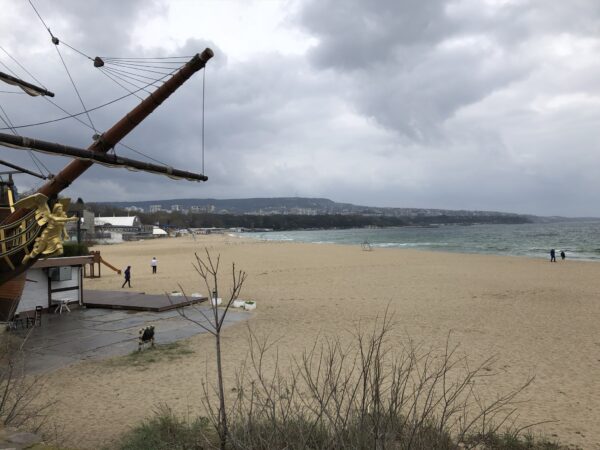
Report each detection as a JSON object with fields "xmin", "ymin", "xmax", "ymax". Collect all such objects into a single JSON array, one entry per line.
[{"xmin": 36, "ymin": 234, "xmax": 600, "ymax": 449}]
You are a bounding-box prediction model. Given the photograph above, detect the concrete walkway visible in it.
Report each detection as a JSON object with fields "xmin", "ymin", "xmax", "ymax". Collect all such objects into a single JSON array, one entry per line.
[{"xmin": 15, "ymin": 303, "xmax": 249, "ymax": 373}]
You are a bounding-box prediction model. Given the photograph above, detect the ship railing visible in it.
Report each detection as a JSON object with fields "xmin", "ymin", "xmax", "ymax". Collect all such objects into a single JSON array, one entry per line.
[{"xmin": 0, "ymin": 209, "xmax": 41, "ymax": 268}]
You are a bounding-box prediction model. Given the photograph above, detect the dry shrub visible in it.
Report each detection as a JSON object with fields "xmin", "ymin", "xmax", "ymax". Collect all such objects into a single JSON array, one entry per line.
[
  {"xmin": 0, "ymin": 329, "xmax": 53, "ymax": 431},
  {"xmin": 220, "ymin": 314, "xmax": 557, "ymax": 449}
]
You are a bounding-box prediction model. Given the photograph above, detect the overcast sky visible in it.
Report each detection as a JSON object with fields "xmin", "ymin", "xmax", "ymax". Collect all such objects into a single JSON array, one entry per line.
[{"xmin": 1, "ymin": 0, "xmax": 599, "ymax": 216}]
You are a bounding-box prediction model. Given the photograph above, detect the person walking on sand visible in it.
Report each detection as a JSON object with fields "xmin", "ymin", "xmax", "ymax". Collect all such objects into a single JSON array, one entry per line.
[
  {"xmin": 550, "ymin": 249, "xmax": 556, "ymax": 262},
  {"xmin": 560, "ymin": 250, "xmax": 566, "ymax": 260},
  {"xmin": 151, "ymin": 257, "xmax": 158, "ymax": 274},
  {"xmin": 121, "ymin": 266, "xmax": 132, "ymax": 288}
]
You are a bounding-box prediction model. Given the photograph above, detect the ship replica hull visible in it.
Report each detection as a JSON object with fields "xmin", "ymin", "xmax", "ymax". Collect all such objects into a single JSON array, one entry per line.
[
  {"xmin": 0, "ymin": 184, "xmax": 41, "ymax": 320},
  {"xmin": 0, "ymin": 49, "xmax": 214, "ymax": 321},
  {"xmin": 0, "ymin": 276, "xmax": 26, "ymax": 321}
]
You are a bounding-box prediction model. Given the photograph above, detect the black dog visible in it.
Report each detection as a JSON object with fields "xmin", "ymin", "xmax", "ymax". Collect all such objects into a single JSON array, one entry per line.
[{"xmin": 138, "ymin": 325, "xmax": 155, "ymax": 351}]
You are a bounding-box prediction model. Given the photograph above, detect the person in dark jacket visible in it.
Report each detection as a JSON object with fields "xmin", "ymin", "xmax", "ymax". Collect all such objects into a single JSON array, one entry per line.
[
  {"xmin": 560, "ymin": 250, "xmax": 566, "ymax": 260},
  {"xmin": 550, "ymin": 249, "xmax": 556, "ymax": 262},
  {"xmin": 122, "ymin": 265, "xmax": 132, "ymax": 288}
]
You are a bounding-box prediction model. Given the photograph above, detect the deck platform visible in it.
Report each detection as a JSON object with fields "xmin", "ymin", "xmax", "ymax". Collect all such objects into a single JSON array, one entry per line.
[{"xmin": 83, "ymin": 290, "xmax": 207, "ymax": 312}]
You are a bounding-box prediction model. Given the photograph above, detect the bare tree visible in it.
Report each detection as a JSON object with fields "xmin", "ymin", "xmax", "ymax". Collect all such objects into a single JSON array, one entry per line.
[
  {"xmin": 0, "ymin": 329, "xmax": 54, "ymax": 431},
  {"xmin": 169, "ymin": 249, "xmax": 247, "ymax": 450}
]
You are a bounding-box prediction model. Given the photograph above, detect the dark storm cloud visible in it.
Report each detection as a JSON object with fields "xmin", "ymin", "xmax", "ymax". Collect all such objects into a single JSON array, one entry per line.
[
  {"xmin": 296, "ymin": 0, "xmax": 541, "ymax": 139},
  {"xmin": 300, "ymin": 0, "xmax": 452, "ymax": 70}
]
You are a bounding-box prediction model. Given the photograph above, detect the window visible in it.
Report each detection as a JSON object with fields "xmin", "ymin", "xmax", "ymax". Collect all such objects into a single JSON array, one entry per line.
[{"xmin": 49, "ymin": 266, "xmax": 72, "ymax": 281}]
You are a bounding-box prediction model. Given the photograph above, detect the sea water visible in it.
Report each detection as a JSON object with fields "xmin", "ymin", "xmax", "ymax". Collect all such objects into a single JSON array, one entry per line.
[{"xmin": 244, "ymin": 220, "xmax": 600, "ymax": 261}]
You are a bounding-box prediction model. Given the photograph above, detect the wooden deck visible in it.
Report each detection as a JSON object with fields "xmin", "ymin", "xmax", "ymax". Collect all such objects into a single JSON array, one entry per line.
[{"xmin": 83, "ymin": 290, "xmax": 207, "ymax": 312}]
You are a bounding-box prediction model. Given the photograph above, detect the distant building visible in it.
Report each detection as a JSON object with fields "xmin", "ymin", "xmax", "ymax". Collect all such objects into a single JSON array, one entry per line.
[
  {"xmin": 190, "ymin": 205, "xmax": 215, "ymax": 214},
  {"xmin": 95, "ymin": 216, "xmax": 143, "ymax": 232},
  {"xmin": 289, "ymin": 207, "xmax": 318, "ymax": 215},
  {"xmin": 124, "ymin": 205, "xmax": 144, "ymax": 213},
  {"xmin": 149, "ymin": 204, "xmax": 162, "ymax": 213},
  {"xmin": 94, "ymin": 216, "xmax": 153, "ymax": 242},
  {"xmin": 152, "ymin": 226, "xmax": 168, "ymax": 237},
  {"xmin": 171, "ymin": 204, "xmax": 180, "ymax": 212}
]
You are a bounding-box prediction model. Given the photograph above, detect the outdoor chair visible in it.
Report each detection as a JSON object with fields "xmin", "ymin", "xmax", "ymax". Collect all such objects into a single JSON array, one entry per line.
[
  {"xmin": 9, "ymin": 313, "xmax": 25, "ymax": 330},
  {"xmin": 53, "ymin": 298, "xmax": 72, "ymax": 314},
  {"xmin": 27, "ymin": 306, "xmax": 43, "ymax": 327}
]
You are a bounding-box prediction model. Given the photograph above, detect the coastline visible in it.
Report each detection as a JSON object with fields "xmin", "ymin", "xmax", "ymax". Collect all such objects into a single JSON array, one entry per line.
[
  {"xmin": 36, "ymin": 234, "xmax": 600, "ymax": 449},
  {"xmin": 241, "ymin": 220, "xmax": 600, "ymax": 261}
]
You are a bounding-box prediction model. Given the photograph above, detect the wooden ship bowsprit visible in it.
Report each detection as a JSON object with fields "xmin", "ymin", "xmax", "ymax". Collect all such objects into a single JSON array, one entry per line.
[{"xmin": 0, "ymin": 48, "xmax": 214, "ymax": 321}]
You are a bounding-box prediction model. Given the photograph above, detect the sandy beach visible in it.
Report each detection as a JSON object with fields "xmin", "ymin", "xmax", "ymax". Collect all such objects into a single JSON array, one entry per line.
[{"xmin": 35, "ymin": 234, "xmax": 600, "ymax": 449}]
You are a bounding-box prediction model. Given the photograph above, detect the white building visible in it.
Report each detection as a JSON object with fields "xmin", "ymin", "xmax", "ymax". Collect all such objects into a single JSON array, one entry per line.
[
  {"xmin": 94, "ymin": 216, "xmax": 146, "ymax": 243},
  {"xmin": 124, "ymin": 206, "xmax": 144, "ymax": 213},
  {"xmin": 94, "ymin": 216, "xmax": 142, "ymax": 231},
  {"xmin": 17, "ymin": 255, "xmax": 93, "ymax": 315},
  {"xmin": 152, "ymin": 226, "xmax": 168, "ymax": 236}
]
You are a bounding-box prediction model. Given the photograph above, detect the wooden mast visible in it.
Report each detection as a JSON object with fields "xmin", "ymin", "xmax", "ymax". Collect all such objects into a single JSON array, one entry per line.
[
  {"xmin": 39, "ymin": 48, "xmax": 213, "ymax": 201},
  {"xmin": 0, "ymin": 133, "xmax": 208, "ymax": 182},
  {"xmin": 0, "ymin": 48, "xmax": 213, "ymax": 289}
]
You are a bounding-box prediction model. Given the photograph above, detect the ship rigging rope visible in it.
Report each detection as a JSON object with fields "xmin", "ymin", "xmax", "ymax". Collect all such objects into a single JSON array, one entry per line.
[
  {"xmin": 0, "ymin": 74, "xmax": 172, "ymax": 130},
  {"xmin": 101, "ymin": 56, "xmax": 194, "ymax": 60},
  {"xmin": 202, "ymin": 65, "xmax": 206, "ymax": 175},
  {"xmin": 100, "ymin": 67, "xmax": 162, "ymax": 91},
  {"xmin": 16, "ymin": 0, "xmax": 203, "ymax": 173},
  {"xmin": 97, "ymin": 70, "xmax": 145, "ymax": 101},
  {"xmin": 0, "ymin": 45, "xmax": 48, "ymax": 90},
  {"xmin": 106, "ymin": 61, "xmax": 186, "ymax": 72},
  {"xmin": 0, "ymin": 102, "xmax": 50, "ymax": 176},
  {"xmin": 28, "ymin": 0, "xmax": 54, "ymax": 41},
  {"xmin": 0, "ymin": 59, "xmax": 18, "ymax": 77},
  {"xmin": 0, "ymin": 50, "xmax": 174, "ymax": 167},
  {"xmin": 103, "ymin": 66, "xmax": 167, "ymax": 83},
  {"xmin": 53, "ymin": 44, "xmax": 97, "ymax": 133},
  {"xmin": 0, "ymin": 48, "xmax": 173, "ymax": 167}
]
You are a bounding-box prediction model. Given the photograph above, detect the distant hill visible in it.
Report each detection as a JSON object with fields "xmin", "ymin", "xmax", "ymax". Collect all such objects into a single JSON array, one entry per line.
[{"xmin": 96, "ymin": 197, "xmax": 531, "ymax": 222}]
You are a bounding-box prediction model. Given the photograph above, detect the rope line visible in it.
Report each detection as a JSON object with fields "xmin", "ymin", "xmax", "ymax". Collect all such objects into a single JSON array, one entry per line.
[
  {"xmin": 0, "ymin": 104, "xmax": 17, "ymax": 135},
  {"xmin": 12, "ymin": 0, "xmax": 200, "ymax": 176},
  {"xmin": 100, "ymin": 67, "xmax": 156, "ymax": 94},
  {"xmin": 44, "ymin": 96, "xmax": 168, "ymax": 165},
  {"xmin": 59, "ymin": 40, "xmax": 95, "ymax": 61},
  {"xmin": 0, "ymin": 43, "xmax": 52, "ymax": 176},
  {"xmin": 106, "ymin": 61, "xmax": 181, "ymax": 75},
  {"xmin": 0, "ymin": 72, "xmax": 171, "ymax": 131},
  {"xmin": 43, "ymin": 96, "xmax": 107, "ymax": 132},
  {"xmin": 118, "ymin": 142, "xmax": 169, "ymax": 166},
  {"xmin": 202, "ymin": 65, "xmax": 206, "ymax": 174},
  {"xmin": 0, "ymin": 59, "xmax": 19, "ymax": 77},
  {"xmin": 0, "ymin": 104, "xmax": 49, "ymax": 175},
  {"xmin": 97, "ymin": 69, "xmax": 145, "ymax": 100},
  {"xmin": 27, "ymin": 0, "xmax": 54, "ymax": 38},
  {"xmin": 29, "ymin": 149, "xmax": 50, "ymax": 175},
  {"xmin": 53, "ymin": 45, "xmax": 97, "ymax": 132},
  {"xmin": 102, "ymin": 65, "xmax": 167, "ymax": 84},
  {"xmin": 0, "ymin": 46, "xmax": 48, "ymax": 89},
  {"xmin": 101, "ymin": 56, "xmax": 193, "ymax": 60}
]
